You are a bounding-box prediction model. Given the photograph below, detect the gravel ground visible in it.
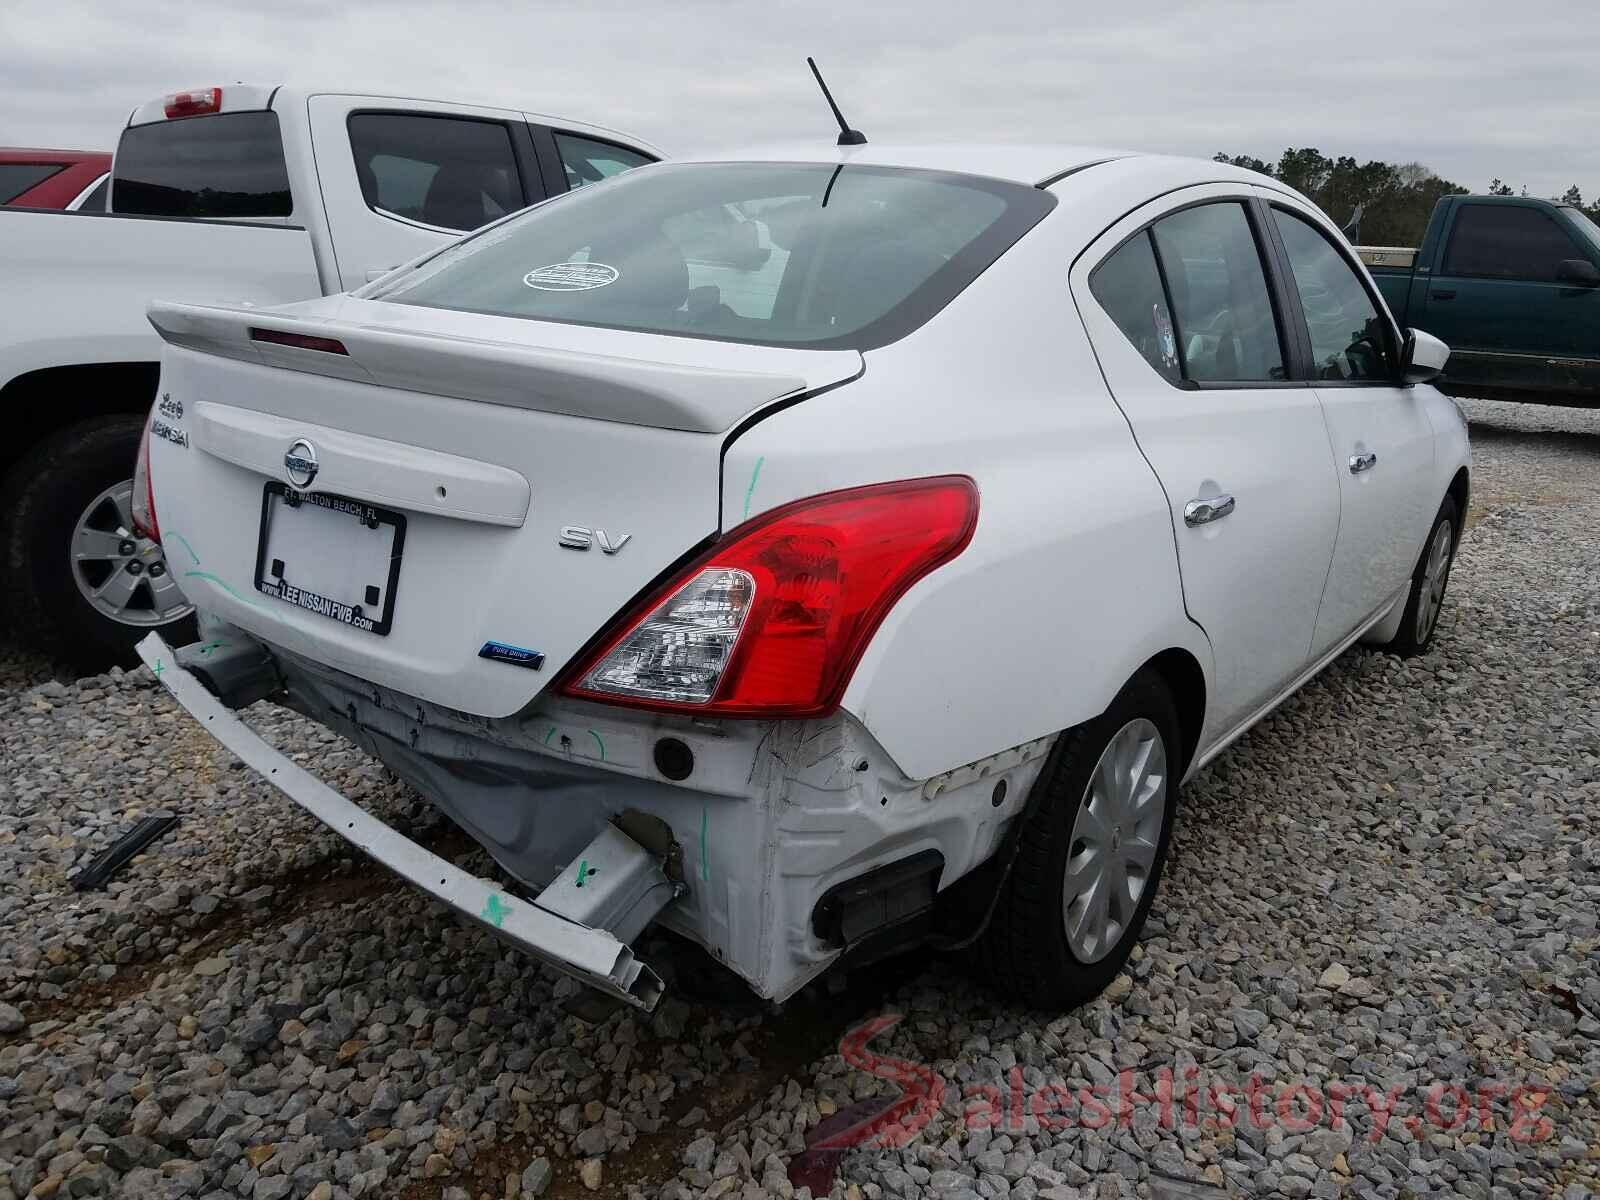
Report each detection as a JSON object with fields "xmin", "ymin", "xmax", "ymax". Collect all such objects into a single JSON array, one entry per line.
[{"xmin": 1, "ymin": 397, "xmax": 1597, "ymax": 1200}]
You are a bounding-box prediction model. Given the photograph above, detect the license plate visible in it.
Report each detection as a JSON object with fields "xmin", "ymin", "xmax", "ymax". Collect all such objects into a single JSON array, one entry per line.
[{"xmin": 253, "ymin": 484, "xmax": 406, "ymax": 635}]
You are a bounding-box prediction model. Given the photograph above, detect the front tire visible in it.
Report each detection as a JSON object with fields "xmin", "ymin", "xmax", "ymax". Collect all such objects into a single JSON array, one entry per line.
[
  {"xmin": 979, "ymin": 671, "xmax": 1180, "ymax": 1009},
  {"xmin": 1, "ymin": 417, "xmax": 195, "ymax": 671},
  {"xmin": 1386, "ymin": 495, "xmax": 1458, "ymax": 658}
]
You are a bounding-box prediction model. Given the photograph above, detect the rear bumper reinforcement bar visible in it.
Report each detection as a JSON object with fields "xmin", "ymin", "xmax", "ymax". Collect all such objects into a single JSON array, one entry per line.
[{"xmin": 136, "ymin": 632, "xmax": 666, "ymax": 1011}]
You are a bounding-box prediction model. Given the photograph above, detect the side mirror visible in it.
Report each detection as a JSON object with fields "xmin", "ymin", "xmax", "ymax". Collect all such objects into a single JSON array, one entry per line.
[
  {"xmin": 1556, "ymin": 258, "xmax": 1600, "ymax": 286},
  {"xmin": 1401, "ymin": 328, "xmax": 1450, "ymax": 385}
]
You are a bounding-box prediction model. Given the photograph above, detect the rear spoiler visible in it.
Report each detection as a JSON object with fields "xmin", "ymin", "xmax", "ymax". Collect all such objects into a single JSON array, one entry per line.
[{"xmin": 148, "ymin": 300, "xmax": 861, "ymax": 435}]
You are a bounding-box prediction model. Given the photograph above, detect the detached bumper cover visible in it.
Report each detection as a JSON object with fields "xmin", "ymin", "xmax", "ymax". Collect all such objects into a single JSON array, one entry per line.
[{"xmin": 136, "ymin": 632, "xmax": 665, "ymax": 1011}]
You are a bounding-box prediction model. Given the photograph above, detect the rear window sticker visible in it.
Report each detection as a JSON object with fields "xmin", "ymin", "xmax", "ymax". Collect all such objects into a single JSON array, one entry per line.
[{"xmin": 523, "ymin": 262, "xmax": 620, "ymax": 291}]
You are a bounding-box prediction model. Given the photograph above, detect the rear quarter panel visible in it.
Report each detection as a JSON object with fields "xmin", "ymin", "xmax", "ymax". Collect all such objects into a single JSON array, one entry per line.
[{"xmin": 722, "ymin": 208, "xmax": 1210, "ymax": 782}]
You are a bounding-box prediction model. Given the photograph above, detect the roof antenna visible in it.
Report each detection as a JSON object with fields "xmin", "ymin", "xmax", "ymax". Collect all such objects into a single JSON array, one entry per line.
[{"xmin": 807, "ymin": 57, "xmax": 867, "ymax": 146}]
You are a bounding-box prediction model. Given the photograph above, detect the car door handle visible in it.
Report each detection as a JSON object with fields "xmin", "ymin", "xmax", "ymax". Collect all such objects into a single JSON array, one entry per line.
[
  {"xmin": 1349, "ymin": 451, "xmax": 1379, "ymax": 474},
  {"xmin": 1183, "ymin": 495, "xmax": 1235, "ymax": 526},
  {"xmin": 1430, "ymin": 289, "xmax": 1456, "ymax": 300}
]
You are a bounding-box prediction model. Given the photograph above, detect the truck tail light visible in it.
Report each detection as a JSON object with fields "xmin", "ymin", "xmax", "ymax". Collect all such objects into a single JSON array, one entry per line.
[
  {"xmin": 559, "ymin": 477, "xmax": 978, "ymax": 719},
  {"xmin": 131, "ymin": 407, "xmax": 160, "ymax": 542},
  {"xmin": 163, "ymin": 88, "xmax": 222, "ymax": 119}
]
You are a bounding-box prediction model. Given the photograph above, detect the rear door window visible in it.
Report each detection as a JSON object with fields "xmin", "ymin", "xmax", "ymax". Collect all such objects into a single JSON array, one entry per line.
[
  {"xmin": 553, "ymin": 133, "xmax": 653, "ymax": 191},
  {"xmin": 113, "ymin": 111, "xmax": 291, "ymax": 217},
  {"xmin": 1442, "ymin": 204, "xmax": 1586, "ymax": 282},
  {"xmin": 1089, "ymin": 232, "xmax": 1182, "ymax": 384},
  {"xmin": 0, "ymin": 163, "xmax": 64, "ymax": 203},
  {"xmin": 1149, "ymin": 202, "xmax": 1285, "ymax": 383},
  {"xmin": 348, "ymin": 113, "xmax": 525, "ymax": 232}
]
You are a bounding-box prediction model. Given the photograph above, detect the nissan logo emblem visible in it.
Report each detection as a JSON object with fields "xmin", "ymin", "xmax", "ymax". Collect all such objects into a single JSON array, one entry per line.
[{"xmin": 284, "ymin": 439, "xmax": 319, "ymax": 489}]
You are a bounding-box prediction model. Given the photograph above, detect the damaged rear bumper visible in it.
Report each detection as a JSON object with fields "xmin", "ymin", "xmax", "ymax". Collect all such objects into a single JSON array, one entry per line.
[{"xmin": 135, "ymin": 632, "xmax": 670, "ymax": 1011}]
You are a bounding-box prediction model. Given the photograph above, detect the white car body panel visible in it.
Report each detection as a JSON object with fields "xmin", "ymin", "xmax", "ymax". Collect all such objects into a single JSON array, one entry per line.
[
  {"xmin": 1069, "ymin": 182, "xmax": 1341, "ymax": 742},
  {"xmin": 143, "ymin": 144, "xmax": 1470, "ymax": 1003},
  {"xmin": 726, "ymin": 205, "xmax": 1210, "ymax": 782},
  {"xmin": 0, "ymin": 210, "xmax": 321, "ymax": 380}
]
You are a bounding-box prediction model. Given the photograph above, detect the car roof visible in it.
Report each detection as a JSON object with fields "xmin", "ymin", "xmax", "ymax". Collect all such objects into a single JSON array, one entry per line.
[{"xmin": 671, "ymin": 142, "xmax": 1277, "ymax": 191}]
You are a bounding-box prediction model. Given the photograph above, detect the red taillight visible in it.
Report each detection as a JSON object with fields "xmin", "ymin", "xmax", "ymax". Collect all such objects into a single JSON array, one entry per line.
[
  {"xmin": 250, "ymin": 327, "xmax": 349, "ymax": 355},
  {"xmin": 559, "ymin": 477, "xmax": 979, "ymax": 718},
  {"xmin": 131, "ymin": 408, "xmax": 159, "ymax": 542},
  {"xmin": 163, "ymin": 87, "xmax": 222, "ymax": 119}
]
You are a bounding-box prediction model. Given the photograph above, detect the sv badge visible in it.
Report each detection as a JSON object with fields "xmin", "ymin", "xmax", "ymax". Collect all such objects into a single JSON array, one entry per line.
[{"xmin": 558, "ymin": 526, "xmax": 631, "ymax": 555}]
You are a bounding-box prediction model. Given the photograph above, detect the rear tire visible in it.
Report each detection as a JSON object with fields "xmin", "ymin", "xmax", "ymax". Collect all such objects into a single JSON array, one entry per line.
[
  {"xmin": 978, "ymin": 671, "xmax": 1180, "ymax": 1009},
  {"xmin": 1386, "ymin": 494, "xmax": 1458, "ymax": 658},
  {"xmin": 1, "ymin": 416, "xmax": 195, "ymax": 672}
]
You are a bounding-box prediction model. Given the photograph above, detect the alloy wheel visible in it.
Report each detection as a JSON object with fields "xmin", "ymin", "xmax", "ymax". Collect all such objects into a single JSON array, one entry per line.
[{"xmin": 70, "ymin": 479, "xmax": 192, "ymax": 628}]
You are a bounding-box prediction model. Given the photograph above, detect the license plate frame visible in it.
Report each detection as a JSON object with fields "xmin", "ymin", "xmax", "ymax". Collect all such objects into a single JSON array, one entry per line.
[{"xmin": 253, "ymin": 483, "xmax": 407, "ymax": 636}]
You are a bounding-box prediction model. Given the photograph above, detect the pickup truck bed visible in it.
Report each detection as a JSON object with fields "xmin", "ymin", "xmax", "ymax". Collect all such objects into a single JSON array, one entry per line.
[{"xmin": 3, "ymin": 210, "xmax": 320, "ymax": 374}]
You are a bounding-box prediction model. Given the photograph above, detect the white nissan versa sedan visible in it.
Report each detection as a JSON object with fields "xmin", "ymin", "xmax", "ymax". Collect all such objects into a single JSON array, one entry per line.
[{"xmin": 135, "ymin": 144, "xmax": 1468, "ymax": 1012}]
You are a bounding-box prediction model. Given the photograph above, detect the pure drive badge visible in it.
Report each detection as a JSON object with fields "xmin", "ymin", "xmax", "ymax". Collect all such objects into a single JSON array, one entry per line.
[{"xmin": 478, "ymin": 641, "xmax": 545, "ymax": 670}]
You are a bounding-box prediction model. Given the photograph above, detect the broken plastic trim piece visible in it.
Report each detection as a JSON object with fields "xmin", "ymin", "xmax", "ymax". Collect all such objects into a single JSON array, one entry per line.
[
  {"xmin": 135, "ymin": 633, "xmax": 667, "ymax": 1011},
  {"xmin": 71, "ymin": 814, "xmax": 181, "ymax": 891}
]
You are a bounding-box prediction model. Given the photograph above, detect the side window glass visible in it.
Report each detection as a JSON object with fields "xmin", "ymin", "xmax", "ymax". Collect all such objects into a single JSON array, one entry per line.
[
  {"xmin": 1272, "ymin": 209, "xmax": 1395, "ymax": 381},
  {"xmin": 0, "ymin": 163, "xmax": 64, "ymax": 203},
  {"xmin": 1150, "ymin": 203, "xmax": 1285, "ymax": 383},
  {"xmin": 1442, "ymin": 204, "xmax": 1585, "ymax": 282},
  {"xmin": 1089, "ymin": 231, "xmax": 1182, "ymax": 384},
  {"xmin": 77, "ymin": 177, "xmax": 109, "ymax": 211},
  {"xmin": 554, "ymin": 133, "xmax": 653, "ymax": 191},
  {"xmin": 348, "ymin": 113, "xmax": 522, "ymax": 232}
]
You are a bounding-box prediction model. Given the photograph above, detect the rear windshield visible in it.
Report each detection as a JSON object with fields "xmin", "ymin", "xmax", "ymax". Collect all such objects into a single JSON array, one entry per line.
[
  {"xmin": 113, "ymin": 111, "xmax": 292, "ymax": 218},
  {"xmin": 0, "ymin": 163, "xmax": 64, "ymax": 203},
  {"xmin": 372, "ymin": 162, "xmax": 1055, "ymax": 350}
]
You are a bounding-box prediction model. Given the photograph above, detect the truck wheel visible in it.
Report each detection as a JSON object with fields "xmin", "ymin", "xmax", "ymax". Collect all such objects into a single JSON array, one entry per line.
[
  {"xmin": 1, "ymin": 416, "xmax": 195, "ymax": 671},
  {"xmin": 978, "ymin": 671, "xmax": 1179, "ymax": 1009},
  {"xmin": 1384, "ymin": 495, "xmax": 1459, "ymax": 658}
]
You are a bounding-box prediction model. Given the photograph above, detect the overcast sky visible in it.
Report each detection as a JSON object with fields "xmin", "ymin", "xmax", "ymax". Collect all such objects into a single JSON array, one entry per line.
[{"xmin": 3, "ymin": 0, "xmax": 1595, "ymax": 201}]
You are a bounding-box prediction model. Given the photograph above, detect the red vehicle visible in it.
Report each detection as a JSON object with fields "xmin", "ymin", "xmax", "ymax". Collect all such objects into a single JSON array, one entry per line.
[{"xmin": 1, "ymin": 148, "xmax": 111, "ymax": 210}]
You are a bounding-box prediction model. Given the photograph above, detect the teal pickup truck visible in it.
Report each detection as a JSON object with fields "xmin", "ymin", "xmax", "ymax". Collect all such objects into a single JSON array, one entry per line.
[{"xmin": 1359, "ymin": 195, "xmax": 1600, "ymax": 406}]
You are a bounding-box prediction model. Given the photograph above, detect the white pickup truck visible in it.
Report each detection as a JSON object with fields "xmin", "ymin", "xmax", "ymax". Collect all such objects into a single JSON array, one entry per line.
[{"xmin": 0, "ymin": 84, "xmax": 658, "ymax": 667}]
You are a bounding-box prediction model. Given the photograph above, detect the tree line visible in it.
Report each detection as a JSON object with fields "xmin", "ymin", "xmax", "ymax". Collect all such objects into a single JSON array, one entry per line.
[{"xmin": 1212, "ymin": 148, "xmax": 1600, "ymax": 246}]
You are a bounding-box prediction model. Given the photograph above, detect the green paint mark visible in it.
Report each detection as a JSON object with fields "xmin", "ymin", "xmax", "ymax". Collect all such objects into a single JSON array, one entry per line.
[
  {"xmin": 183, "ymin": 570, "xmax": 270, "ymax": 610},
  {"xmin": 167, "ymin": 531, "xmax": 201, "ymax": 565},
  {"xmin": 543, "ymin": 724, "xmax": 558, "ymax": 746},
  {"xmin": 480, "ymin": 893, "xmax": 508, "ymax": 928},
  {"xmin": 741, "ymin": 456, "xmax": 765, "ymax": 520},
  {"xmin": 575, "ymin": 859, "xmax": 589, "ymax": 887},
  {"xmin": 197, "ymin": 640, "xmax": 227, "ymax": 656},
  {"xmin": 699, "ymin": 804, "xmax": 710, "ymax": 882},
  {"xmin": 588, "ymin": 729, "xmax": 606, "ymax": 761},
  {"xmin": 151, "ymin": 658, "xmax": 164, "ymax": 678}
]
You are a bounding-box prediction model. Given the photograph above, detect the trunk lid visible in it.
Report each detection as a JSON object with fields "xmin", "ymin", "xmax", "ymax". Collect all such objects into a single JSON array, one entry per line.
[{"xmin": 147, "ymin": 297, "xmax": 861, "ymax": 717}]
